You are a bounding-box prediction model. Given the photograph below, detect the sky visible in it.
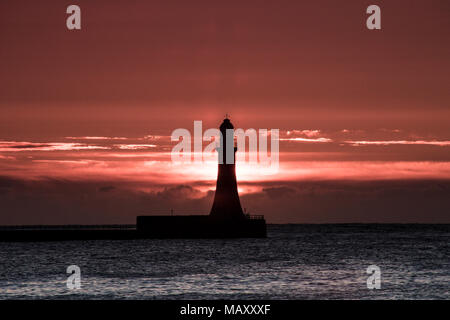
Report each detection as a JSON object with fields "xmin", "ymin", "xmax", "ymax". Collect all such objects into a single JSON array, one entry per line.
[{"xmin": 0, "ymin": 0, "xmax": 449, "ymax": 224}]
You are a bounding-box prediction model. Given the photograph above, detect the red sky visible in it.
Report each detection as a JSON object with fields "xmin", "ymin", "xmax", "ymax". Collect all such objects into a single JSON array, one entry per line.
[{"xmin": 0, "ymin": 0, "xmax": 449, "ymax": 224}]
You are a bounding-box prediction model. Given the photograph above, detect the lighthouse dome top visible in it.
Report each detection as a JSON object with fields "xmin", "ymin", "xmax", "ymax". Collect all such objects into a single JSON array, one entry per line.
[{"xmin": 220, "ymin": 118, "xmax": 234, "ymax": 132}]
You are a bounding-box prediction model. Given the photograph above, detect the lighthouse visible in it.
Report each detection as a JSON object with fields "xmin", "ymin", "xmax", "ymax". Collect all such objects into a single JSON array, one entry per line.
[
  {"xmin": 209, "ymin": 117, "xmax": 245, "ymax": 220},
  {"xmin": 136, "ymin": 117, "xmax": 266, "ymax": 238}
]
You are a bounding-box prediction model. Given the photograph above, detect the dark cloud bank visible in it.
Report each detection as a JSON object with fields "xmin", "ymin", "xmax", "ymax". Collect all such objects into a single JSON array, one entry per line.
[{"xmin": 1, "ymin": 176, "xmax": 449, "ymax": 224}]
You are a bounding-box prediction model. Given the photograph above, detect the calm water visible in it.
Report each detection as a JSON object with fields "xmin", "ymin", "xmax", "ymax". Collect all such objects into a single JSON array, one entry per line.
[{"xmin": 0, "ymin": 224, "xmax": 448, "ymax": 300}]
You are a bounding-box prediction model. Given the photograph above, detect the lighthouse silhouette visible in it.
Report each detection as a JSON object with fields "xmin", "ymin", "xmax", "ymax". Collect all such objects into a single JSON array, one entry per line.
[
  {"xmin": 209, "ymin": 117, "xmax": 245, "ymax": 220},
  {"xmin": 136, "ymin": 116, "xmax": 266, "ymax": 238}
]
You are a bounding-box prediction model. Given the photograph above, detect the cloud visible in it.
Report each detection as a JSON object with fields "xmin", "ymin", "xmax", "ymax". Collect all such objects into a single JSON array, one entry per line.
[
  {"xmin": 65, "ymin": 136, "xmax": 128, "ymax": 140},
  {"xmin": 0, "ymin": 176, "xmax": 449, "ymax": 224},
  {"xmin": 286, "ymin": 130, "xmax": 322, "ymax": 138},
  {"xmin": 280, "ymin": 137, "xmax": 332, "ymax": 143},
  {"xmin": 155, "ymin": 185, "xmax": 204, "ymax": 200},
  {"xmin": 345, "ymin": 140, "xmax": 450, "ymax": 146},
  {"xmin": 240, "ymin": 180, "xmax": 450, "ymax": 223},
  {"xmin": 379, "ymin": 128, "xmax": 402, "ymax": 133},
  {"xmin": 281, "ymin": 129, "xmax": 332, "ymax": 143},
  {"xmin": 114, "ymin": 144, "xmax": 157, "ymax": 150},
  {"xmin": 140, "ymin": 135, "xmax": 170, "ymax": 141},
  {"xmin": 0, "ymin": 176, "xmax": 213, "ymax": 224},
  {"xmin": 0, "ymin": 141, "xmax": 109, "ymax": 152},
  {"xmin": 0, "ymin": 155, "xmax": 15, "ymax": 160},
  {"xmin": 98, "ymin": 185, "xmax": 116, "ymax": 192},
  {"xmin": 262, "ymin": 186, "xmax": 296, "ymax": 199}
]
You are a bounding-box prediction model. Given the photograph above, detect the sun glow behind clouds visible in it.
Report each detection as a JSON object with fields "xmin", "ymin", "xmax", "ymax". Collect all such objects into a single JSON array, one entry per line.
[
  {"xmin": 1, "ymin": 151, "xmax": 450, "ymax": 195},
  {"xmin": 1, "ymin": 127, "xmax": 450, "ymax": 194}
]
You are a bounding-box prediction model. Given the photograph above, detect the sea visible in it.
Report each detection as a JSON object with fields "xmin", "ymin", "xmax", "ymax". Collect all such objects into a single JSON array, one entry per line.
[{"xmin": 0, "ymin": 224, "xmax": 448, "ymax": 300}]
